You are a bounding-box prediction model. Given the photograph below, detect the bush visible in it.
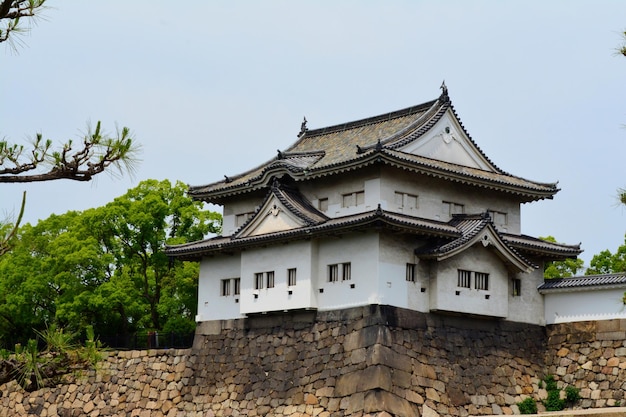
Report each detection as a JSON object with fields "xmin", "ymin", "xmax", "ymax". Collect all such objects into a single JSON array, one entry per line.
[
  {"xmin": 517, "ymin": 397, "xmax": 537, "ymax": 414},
  {"xmin": 544, "ymin": 390, "xmax": 566, "ymax": 412},
  {"xmin": 565, "ymin": 385, "xmax": 581, "ymax": 403}
]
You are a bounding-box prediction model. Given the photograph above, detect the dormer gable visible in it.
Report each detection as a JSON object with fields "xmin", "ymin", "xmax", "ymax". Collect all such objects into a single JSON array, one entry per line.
[
  {"xmin": 235, "ymin": 180, "xmax": 328, "ymax": 238},
  {"xmin": 416, "ymin": 213, "xmax": 535, "ymax": 273}
]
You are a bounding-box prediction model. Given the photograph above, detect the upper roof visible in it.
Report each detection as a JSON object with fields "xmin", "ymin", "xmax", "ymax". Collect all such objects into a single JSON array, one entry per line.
[
  {"xmin": 189, "ymin": 85, "xmax": 559, "ymax": 204},
  {"xmin": 538, "ymin": 273, "xmax": 626, "ymax": 293}
]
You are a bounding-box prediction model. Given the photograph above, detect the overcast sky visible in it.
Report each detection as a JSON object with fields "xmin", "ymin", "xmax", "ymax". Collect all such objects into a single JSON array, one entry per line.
[{"xmin": 2, "ymin": 1, "xmax": 625, "ymax": 266}]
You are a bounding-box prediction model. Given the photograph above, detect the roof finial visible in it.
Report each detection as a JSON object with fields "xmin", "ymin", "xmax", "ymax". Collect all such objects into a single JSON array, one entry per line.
[
  {"xmin": 440, "ymin": 80, "xmax": 448, "ymax": 96},
  {"xmin": 299, "ymin": 116, "xmax": 308, "ymax": 137}
]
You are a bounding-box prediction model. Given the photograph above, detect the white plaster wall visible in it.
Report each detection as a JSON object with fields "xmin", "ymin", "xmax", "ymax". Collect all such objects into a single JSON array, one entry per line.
[
  {"xmin": 379, "ymin": 167, "xmax": 520, "ymax": 233},
  {"xmin": 196, "ymin": 255, "xmax": 242, "ymax": 321},
  {"xmin": 222, "ymin": 195, "xmax": 264, "ymax": 236},
  {"xmin": 509, "ymin": 265, "xmax": 545, "ymax": 325},
  {"xmin": 544, "ymin": 288, "xmax": 626, "ymax": 324},
  {"xmin": 315, "ymin": 233, "xmax": 380, "ymax": 311},
  {"xmin": 378, "ymin": 233, "xmax": 430, "ymax": 312},
  {"xmin": 429, "ymin": 245, "xmax": 509, "ymax": 318},
  {"xmin": 299, "ymin": 168, "xmax": 381, "ymax": 217},
  {"xmin": 240, "ymin": 240, "xmax": 316, "ymax": 315}
]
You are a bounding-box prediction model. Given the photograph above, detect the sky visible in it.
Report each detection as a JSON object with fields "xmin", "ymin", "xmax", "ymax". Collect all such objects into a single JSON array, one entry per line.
[{"xmin": 2, "ymin": 1, "xmax": 625, "ymax": 267}]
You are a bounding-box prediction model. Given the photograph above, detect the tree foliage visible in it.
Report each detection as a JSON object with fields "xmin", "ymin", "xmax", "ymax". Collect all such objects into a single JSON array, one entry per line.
[
  {"xmin": 0, "ymin": 0, "xmax": 46, "ymax": 48},
  {"xmin": 0, "ymin": 179, "xmax": 221, "ymax": 346},
  {"xmin": 585, "ymin": 235, "xmax": 626, "ymax": 275},
  {"xmin": 541, "ymin": 236, "xmax": 584, "ymax": 279}
]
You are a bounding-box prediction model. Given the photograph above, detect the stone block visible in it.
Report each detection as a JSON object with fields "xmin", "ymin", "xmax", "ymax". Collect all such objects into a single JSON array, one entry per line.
[
  {"xmin": 334, "ymin": 365, "xmax": 393, "ymax": 396},
  {"xmin": 363, "ymin": 390, "xmax": 419, "ymax": 417},
  {"xmin": 368, "ymin": 344, "xmax": 412, "ymax": 371},
  {"xmin": 597, "ymin": 331, "xmax": 626, "ymax": 341}
]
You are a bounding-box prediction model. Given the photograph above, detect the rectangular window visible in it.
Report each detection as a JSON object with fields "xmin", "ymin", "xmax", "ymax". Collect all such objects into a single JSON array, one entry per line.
[
  {"xmin": 288, "ymin": 268, "xmax": 297, "ymax": 286},
  {"xmin": 328, "ymin": 264, "xmax": 339, "ymax": 282},
  {"xmin": 396, "ymin": 192, "xmax": 418, "ymax": 209},
  {"xmin": 474, "ymin": 272, "xmax": 489, "ymax": 290},
  {"xmin": 266, "ymin": 271, "xmax": 275, "ymax": 289},
  {"xmin": 254, "ymin": 273, "xmax": 264, "ymax": 290},
  {"xmin": 236, "ymin": 212, "xmax": 254, "ymax": 227},
  {"xmin": 355, "ymin": 191, "xmax": 365, "ymax": 205},
  {"xmin": 234, "ymin": 278, "xmax": 241, "ymax": 295},
  {"xmin": 318, "ymin": 198, "xmax": 328, "ymax": 212},
  {"xmin": 512, "ymin": 278, "xmax": 521, "ymax": 296},
  {"xmin": 443, "ymin": 201, "xmax": 465, "ymax": 216},
  {"xmin": 406, "ymin": 263, "xmax": 416, "ymax": 282},
  {"xmin": 488, "ymin": 210, "xmax": 507, "ymax": 226},
  {"xmin": 342, "ymin": 191, "xmax": 365, "ymax": 208},
  {"xmin": 221, "ymin": 279, "xmax": 231, "ymax": 296},
  {"xmin": 457, "ymin": 270, "xmax": 471, "ymax": 288},
  {"xmin": 342, "ymin": 263, "xmax": 352, "ymax": 281}
]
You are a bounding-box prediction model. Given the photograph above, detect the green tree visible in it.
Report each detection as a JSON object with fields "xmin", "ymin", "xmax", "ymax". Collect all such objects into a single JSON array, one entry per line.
[
  {"xmin": 586, "ymin": 235, "xmax": 626, "ymax": 275},
  {"xmin": 541, "ymin": 236, "xmax": 584, "ymax": 278},
  {"xmin": 0, "ymin": 179, "xmax": 221, "ymax": 344}
]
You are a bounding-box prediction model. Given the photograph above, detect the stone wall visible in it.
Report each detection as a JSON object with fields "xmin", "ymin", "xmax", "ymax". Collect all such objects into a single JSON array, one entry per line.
[
  {"xmin": 3, "ymin": 308, "xmax": 625, "ymax": 416},
  {"xmin": 545, "ymin": 319, "xmax": 626, "ymax": 409}
]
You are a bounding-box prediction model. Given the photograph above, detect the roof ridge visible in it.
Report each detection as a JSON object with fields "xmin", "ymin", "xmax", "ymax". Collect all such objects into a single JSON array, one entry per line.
[{"xmin": 303, "ymin": 99, "xmax": 438, "ymax": 138}]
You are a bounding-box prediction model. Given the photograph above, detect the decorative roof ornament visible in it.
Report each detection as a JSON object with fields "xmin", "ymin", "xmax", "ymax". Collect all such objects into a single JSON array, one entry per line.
[
  {"xmin": 299, "ymin": 116, "xmax": 308, "ymax": 137},
  {"xmin": 375, "ymin": 139, "xmax": 383, "ymax": 151},
  {"xmin": 277, "ymin": 149, "xmax": 283, "ymax": 159},
  {"xmin": 356, "ymin": 145, "xmax": 365, "ymax": 154},
  {"xmin": 224, "ymin": 175, "xmax": 232, "ymax": 183},
  {"xmin": 440, "ymin": 80, "xmax": 449, "ymax": 101}
]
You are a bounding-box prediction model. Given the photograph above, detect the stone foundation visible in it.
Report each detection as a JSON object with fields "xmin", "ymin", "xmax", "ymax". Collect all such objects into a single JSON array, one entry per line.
[{"xmin": 0, "ymin": 307, "xmax": 623, "ymax": 416}]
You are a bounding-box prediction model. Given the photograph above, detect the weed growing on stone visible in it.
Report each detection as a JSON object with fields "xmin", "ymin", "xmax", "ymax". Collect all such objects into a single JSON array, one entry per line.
[{"xmin": 517, "ymin": 397, "xmax": 538, "ymax": 414}]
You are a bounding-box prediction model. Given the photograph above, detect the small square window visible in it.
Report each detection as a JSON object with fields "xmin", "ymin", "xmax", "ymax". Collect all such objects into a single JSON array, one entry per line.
[{"xmin": 318, "ymin": 198, "xmax": 328, "ymax": 212}]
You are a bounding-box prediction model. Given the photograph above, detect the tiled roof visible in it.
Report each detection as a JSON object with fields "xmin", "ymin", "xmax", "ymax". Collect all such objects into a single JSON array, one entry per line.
[
  {"xmin": 415, "ymin": 213, "xmax": 537, "ymax": 272},
  {"xmin": 538, "ymin": 273, "xmax": 626, "ymax": 292},
  {"xmin": 188, "ymin": 87, "xmax": 558, "ymax": 204},
  {"xmin": 502, "ymin": 234, "xmax": 582, "ymax": 259},
  {"xmin": 165, "ymin": 207, "xmax": 458, "ymax": 261},
  {"xmin": 233, "ymin": 181, "xmax": 329, "ymax": 238}
]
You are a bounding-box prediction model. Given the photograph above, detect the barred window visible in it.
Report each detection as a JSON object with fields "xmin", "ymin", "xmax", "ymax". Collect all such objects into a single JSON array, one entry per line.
[
  {"xmin": 254, "ymin": 273, "xmax": 264, "ymax": 290},
  {"xmin": 342, "ymin": 263, "xmax": 352, "ymax": 281},
  {"xmin": 221, "ymin": 279, "xmax": 230, "ymax": 296},
  {"xmin": 234, "ymin": 278, "xmax": 240, "ymax": 295},
  {"xmin": 328, "ymin": 264, "xmax": 339, "ymax": 282},
  {"xmin": 474, "ymin": 272, "xmax": 489, "ymax": 290},
  {"xmin": 512, "ymin": 278, "xmax": 521, "ymax": 297},
  {"xmin": 266, "ymin": 271, "xmax": 275, "ymax": 288},
  {"xmin": 406, "ymin": 263, "xmax": 416, "ymax": 282},
  {"xmin": 457, "ymin": 270, "xmax": 471, "ymax": 288},
  {"xmin": 288, "ymin": 268, "xmax": 297, "ymax": 286}
]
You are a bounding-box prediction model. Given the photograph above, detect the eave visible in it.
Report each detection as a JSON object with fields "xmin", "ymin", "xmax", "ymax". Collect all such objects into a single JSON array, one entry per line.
[{"xmin": 165, "ymin": 208, "xmax": 459, "ymax": 261}]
